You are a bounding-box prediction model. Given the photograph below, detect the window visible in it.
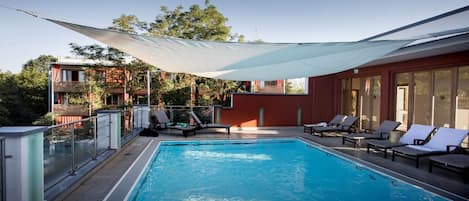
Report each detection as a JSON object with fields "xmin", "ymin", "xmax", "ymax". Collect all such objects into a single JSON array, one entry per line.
[
  {"xmin": 285, "ymin": 78, "xmax": 307, "ymax": 94},
  {"xmin": 394, "ymin": 66, "xmax": 469, "ymax": 130},
  {"xmin": 264, "ymin": 81, "xmax": 277, "ymax": 86},
  {"xmin": 250, "ymin": 78, "xmax": 308, "ymax": 94},
  {"xmin": 106, "ymin": 94, "xmax": 120, "ymax": 105},
  {"xmin": 62, "ymin": 69, "xmax": 85, "ymax": 82},
  {"xmin": 341, "ymin": 76, "xmax": 381, "ymax": 130}
]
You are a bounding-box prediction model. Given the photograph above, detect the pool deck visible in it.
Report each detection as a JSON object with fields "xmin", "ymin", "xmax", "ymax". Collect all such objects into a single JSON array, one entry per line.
[{"xmin": 56, "ymin": 127, "xmax": 469, "ymax": 201}]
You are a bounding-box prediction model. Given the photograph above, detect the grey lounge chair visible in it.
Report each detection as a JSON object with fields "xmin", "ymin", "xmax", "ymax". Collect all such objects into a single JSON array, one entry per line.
[
  {"xmin": 367, "ymin": 124, "xmax": 435, "ymax": 158},
  {"xmin": 189, "ymin": 111, "xmax": 230, "ymax": 134},
  {"xmin": 311, "ymin": 116, "xmax": 358, "ymax": 137},
  {"xmin": 392, "ymin": 127, "xmax": 469, "ymax": 168},
  {"xmin": 154, "ymin": 111, "xmax": 196, "ymax": 137},
  {"xmin": 429, "ymin": 151, "xmax": 469, "ymax": 183},
  {"xmin": 304, "ymin": 114, "xmax": 346, "ymax": 134},
  {"xmin": 342, "ymin": 120, "xmax": 401, "ymax": 147}
]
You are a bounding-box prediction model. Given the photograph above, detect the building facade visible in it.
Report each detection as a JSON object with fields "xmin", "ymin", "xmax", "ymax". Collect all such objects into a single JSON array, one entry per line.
[
  {"xmin": 219, "ymin": 7, "xmax": 469, "ymax": 133},
  {"xmin": 49, "ymin": 58, "xmax": 148, "ymax": 124}
]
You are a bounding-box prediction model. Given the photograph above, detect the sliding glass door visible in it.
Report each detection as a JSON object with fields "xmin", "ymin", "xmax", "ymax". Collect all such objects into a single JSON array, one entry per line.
[
  {"xmin": 456, "ymin": 66, "xmax": 469, "ymax": 130},
  {"xmin": 394, "ymin": 67, "xmax": 469, "ymax": 130},
  {"xmin": 341, "ymin": 76, "xmax": 381, "ymax": 130},
  {"xmin": 413, "ymin": 72, "xmax": 432, "ymax": 125}
]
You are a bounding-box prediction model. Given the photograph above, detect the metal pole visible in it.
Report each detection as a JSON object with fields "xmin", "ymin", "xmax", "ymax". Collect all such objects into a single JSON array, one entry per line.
[
  {"xmin": 48, "ymin": 64, "xmax": 53, "ymax": 113},
  {"xmin": 211, "ymin": 106, "xmax": 215, "ymax": 124},
  {"xmin": 169, "ymin": 107, "xmax": 174, "ymax": 122},
  {"xmin": 108, "ymin": 114, "xmax": 112, "ymax": 149},
  {"xmin": 93, "ymin": 117, "xmax": 97, "ymax": 160},
  {"xmin": 70, "ymin": 124, "xmax": 76, "ymax": 175},
  {"xmin": 124, "ymin": 66, "xmax": 127, "ymax": 105},
  {"xmin": 89, "ymin": 81, "xmax": 92, "ymax": 117},
  {"xmin": 147, "ymin": 70, "xmax": 150, "ymax": 107}
]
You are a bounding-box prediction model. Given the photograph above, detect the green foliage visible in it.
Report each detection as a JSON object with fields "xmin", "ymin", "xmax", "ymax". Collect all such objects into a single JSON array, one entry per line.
[
  {"xmin": 148, "ymin": 4, "xmax": 231, "ymax": 41},
  {"xmin": 0, "ymin": 55, "xmax": 57, "ymax": 125},
  {"xmin": 110, "ymin": 14, "xmax": 147, "ymax": 34},
  {"xmin": 70, "ymin": 43, "xmax": 125, "ymax": 63},
  {"xmin": 71, "ymin": 2, "xmax": 246, "ymax": 108},
  {"xmin": 33, "ymin": 112, "xmax": 58, "ymax": 126},
  {"xmin": 146, "ymin": 3, "xmax": 245, "ymax": 106}
]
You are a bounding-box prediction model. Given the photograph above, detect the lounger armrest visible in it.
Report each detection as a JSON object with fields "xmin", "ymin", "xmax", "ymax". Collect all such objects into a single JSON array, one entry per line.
[
  {"xmin": 446, "ymin": 145, "xmax": 469, "ymax": 154},
  {"xmin": 446, "ymin": 145, "xmax": 462, "ymax": 153},
  {"xmin": 413, "ymin": 139, "xmax": 425, "ymax": 145},
  {"xmin": 378, "ymin": 131, "xmax": 390, "ymax": 138}
]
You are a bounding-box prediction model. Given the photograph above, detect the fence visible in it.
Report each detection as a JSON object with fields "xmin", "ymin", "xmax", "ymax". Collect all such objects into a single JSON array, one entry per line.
[
  {"xmin": 150, "ymin": 105, "xmax": 215, "ymax": 124},
  {"xmin": 43, "ymin": 115, "xmax": 110, "ymax": 191}
]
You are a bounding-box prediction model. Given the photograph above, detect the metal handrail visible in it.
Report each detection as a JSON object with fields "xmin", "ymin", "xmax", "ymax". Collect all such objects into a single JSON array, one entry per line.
[
  {"xmin": 48, "ymin": 117, "xmax": 92, "ymax": 129},
  {"xmin": 44, "ymin": 116, "xmax": 107, "ymax": 190}
]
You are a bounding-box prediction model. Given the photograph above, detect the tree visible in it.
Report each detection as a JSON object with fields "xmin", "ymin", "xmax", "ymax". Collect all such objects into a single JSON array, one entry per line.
[
  {"xmin": 17, "ymin": 55, "xmax": 57, "ymax": 123},
  {"xmin": 147, "ymin": 3, "xmax": 245, "ymax": 106},
  {"xmin": 0, "ymin": 71, "xmax": 14, "ymax": 126},
  {"xmin": 110, "ymin": 14, "xmax": 147, "ymax": 34},
  {"xmin": 71, "ymin": 2, "xmax": 246, "ymax": 108},
  {"xmin": 0, "ymin": 55, "xmax": 57, "ymax": 125},
  {"xmin": 148, "ymin": 4, "xmax": 231, "ymax": 41}
]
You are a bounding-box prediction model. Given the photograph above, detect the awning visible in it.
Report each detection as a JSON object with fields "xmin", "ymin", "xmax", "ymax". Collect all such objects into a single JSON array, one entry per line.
[{"xmin": 48, "ymin": 19, "xmax": 413, "ymax": 80}]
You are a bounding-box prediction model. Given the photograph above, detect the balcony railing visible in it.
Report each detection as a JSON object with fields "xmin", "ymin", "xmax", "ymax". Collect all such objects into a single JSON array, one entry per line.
[
  {"xmin": 53, "ymin": 104, "xmax": 89, "ymax": 116},
  {"xmin": 44, "ymin": 117, "xmax": 105, "ymax": 190},
  {"xmin": 53, "ymin": 81, "xmax": 86, "ymax": 92}
]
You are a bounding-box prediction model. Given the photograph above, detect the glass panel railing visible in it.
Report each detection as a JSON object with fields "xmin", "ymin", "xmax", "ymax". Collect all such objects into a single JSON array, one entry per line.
[
  {"xmin": 96, "ymin": 114, "xmax": 110, "ymax": 155},
  {"xmin": 44, "ymin": 124, "xmax": 74, "ymax": 190},
  {"xmin": 44, "ymin": 116, "xmax": 110, "ymax": 191},
  {"xmin": 72, "ymin": 119, "xmax": 95, "ymax": 169}
]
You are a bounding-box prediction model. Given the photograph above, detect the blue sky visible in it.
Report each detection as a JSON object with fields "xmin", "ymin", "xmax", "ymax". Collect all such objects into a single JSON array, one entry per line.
[{"xmin": 1, "ymin": 0, "xmax": 468, "ymax": 73}]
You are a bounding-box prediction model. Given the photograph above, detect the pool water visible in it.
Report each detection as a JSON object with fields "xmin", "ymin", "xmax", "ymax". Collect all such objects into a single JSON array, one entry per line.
[{"xmin": 129, "ymin": 139, "xmax": 447, "ymax": 201}]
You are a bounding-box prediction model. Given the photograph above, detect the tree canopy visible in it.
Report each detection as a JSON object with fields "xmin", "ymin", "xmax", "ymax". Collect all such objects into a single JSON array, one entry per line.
[
  {"xmin": 72, "ymin": 2, "xmax": 245, "ymax": 107},
  {"xmin": 0, "ymin": 55, "xmax": 57, "ymax": 126}
]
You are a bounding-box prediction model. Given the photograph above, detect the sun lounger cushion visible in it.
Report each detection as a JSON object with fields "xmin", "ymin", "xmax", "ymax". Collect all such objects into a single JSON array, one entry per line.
[
  {"xmin": 423, "ymin": 127, "xmax": 468, "ymax": 151},
  {"xmin": 398, "ymin": 124, "xmax": 435, "ymax": 144}
]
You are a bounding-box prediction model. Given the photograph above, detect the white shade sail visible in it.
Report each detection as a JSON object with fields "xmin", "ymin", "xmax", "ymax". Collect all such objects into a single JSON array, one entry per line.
[{"xmin": 48, "ymin": 19, "xmax": 413, "ymax": 80}]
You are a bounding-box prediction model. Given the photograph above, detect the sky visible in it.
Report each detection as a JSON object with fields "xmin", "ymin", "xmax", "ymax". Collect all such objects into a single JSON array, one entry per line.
[{"xmin": 0, "ymin": 0, "xmax": 468, "ymax": 73}]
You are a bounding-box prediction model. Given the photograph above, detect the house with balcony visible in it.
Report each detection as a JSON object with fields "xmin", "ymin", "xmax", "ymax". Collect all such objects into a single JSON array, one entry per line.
[{"xmin": 48, "ymin": 57, "xmax": 148, "ymax": 124}]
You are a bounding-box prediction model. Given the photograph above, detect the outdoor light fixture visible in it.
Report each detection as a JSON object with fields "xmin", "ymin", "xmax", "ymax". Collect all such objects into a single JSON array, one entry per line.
[{"xmin": 353, "ymin": 68, "xmax": 359, "ymax": 74}]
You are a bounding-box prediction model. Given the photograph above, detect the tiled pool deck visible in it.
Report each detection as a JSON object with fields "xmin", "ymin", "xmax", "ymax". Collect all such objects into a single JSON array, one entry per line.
[{"xmin": 56, "ymin": 127, "xmax": 469, "ymax": 201}]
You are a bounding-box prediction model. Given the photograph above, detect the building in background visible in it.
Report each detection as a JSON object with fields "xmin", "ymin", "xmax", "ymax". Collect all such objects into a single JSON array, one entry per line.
[
  {"xmin": 245, "ymin": 78, "xmax": 307, "ymax": 94},
  {"xmin": 48, "ymin": 57, "xmax": 148, "ymax": 124},
  {"xmin": 219, "ymin": 6, "xmax": 469, "ymax": 138}
]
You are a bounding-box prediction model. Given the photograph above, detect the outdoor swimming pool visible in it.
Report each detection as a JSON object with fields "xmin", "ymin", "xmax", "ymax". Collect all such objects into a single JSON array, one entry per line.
[{"xmin": 128, "ymin": 139, "xmax": 447, "ymax": 201}]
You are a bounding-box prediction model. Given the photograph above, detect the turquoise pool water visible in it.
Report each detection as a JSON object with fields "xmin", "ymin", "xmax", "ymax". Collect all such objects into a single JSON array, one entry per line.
[{"xmin": 128, "ymin": 139, "xmax": 447, "ymax": 201}]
